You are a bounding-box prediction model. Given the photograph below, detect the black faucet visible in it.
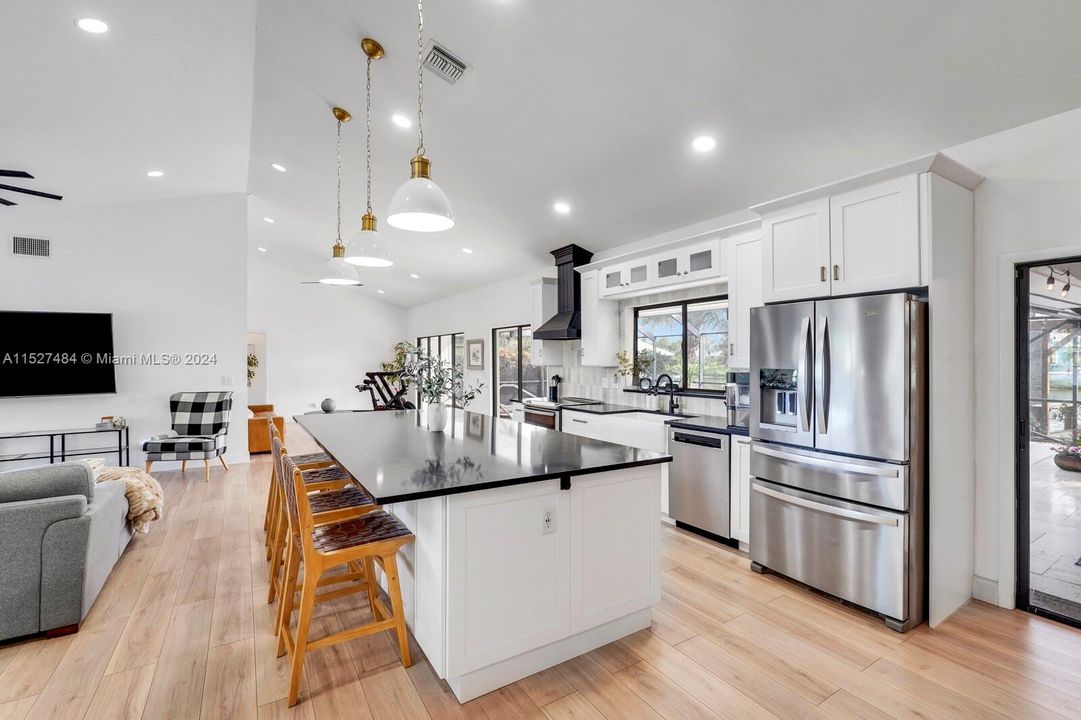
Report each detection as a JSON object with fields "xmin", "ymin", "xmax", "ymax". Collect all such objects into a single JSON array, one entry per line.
[{"xmin": 653, "ymin": 374, "xmax": 680, "ymax": 415}]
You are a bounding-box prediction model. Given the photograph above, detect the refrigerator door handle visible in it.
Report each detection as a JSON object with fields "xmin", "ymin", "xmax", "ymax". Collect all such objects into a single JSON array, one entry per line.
[
  {"xmin": 752, "ymin": 444, "xmax": 902, "ymax": 478},
  {"xmin": 797, "ymin": 316, "xmax": 811, "ymax": 432},
  {"xmin": 816, "ymin": 315, "xmax": 830, "ymax": 434},
  {"xmin": 752, "ymin": 483, "xmax": 899, "ymax": 527}
]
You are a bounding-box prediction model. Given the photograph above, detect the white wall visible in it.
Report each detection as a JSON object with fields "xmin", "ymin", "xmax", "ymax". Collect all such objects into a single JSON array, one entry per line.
[
  {"xmin": 948, "ymin": 107, "xmax": 1081, "ymax": 608},
  {"xmin": 0, "ymin": 194, "xmax": 250, "ymax": 467},
  {"xmin": 247, "ymin": 256, "xmax": 406, "ymax": 418}
]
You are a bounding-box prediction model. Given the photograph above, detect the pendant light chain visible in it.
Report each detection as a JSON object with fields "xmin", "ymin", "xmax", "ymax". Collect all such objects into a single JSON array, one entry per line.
[
  {"xmin": 336, "ymin": 118, "xmax": 343, "ymax": 243},
  {"xmin": 366, "ymin": 55, "xmax": 374, "ymax": 215},
  {"xmin": 416, "ymin": 0, "xmax": 425, "ymax": 157}
]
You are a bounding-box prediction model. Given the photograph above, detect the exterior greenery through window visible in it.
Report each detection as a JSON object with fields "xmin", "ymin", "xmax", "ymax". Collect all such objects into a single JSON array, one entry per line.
[
  {"xmin": 634, "ymin": 296, "xmax": 728, "ymax": 392},
  {"xmin": 415, "ymin": 333, "xmax": 464, "ymax": 407},
  {"xmin": 493, "ymin": 325, "xmax": 545, "ymax": 417}
]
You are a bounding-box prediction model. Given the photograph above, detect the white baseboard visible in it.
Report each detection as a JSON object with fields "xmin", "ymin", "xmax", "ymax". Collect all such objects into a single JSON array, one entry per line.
[{"xmin": 972, "ymin": 574, "xmax": 999, "ymax": 604}]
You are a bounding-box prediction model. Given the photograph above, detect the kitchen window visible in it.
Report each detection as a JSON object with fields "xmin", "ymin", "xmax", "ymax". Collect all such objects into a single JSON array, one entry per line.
[
  {"xmin": 416, "ymin": 332, "xmax": 464, "ymax": 407},
  {"xmin": 634, "ymin": 296, "xmax": 728, "ymax": 393},
  {"xmin": 493, "ymin": 324, "xmax": 545, "ymax": 417}
]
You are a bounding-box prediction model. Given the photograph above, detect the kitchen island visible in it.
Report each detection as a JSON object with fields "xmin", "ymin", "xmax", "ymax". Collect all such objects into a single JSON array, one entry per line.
[{"xmin": 295, "ymin": 409, "xmax": 670, "ymax": 702}]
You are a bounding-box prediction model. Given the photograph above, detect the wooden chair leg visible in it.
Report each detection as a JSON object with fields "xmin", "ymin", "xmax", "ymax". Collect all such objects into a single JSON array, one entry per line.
[
  {"xmin": 203, "ymin": 459, "xmax": 210, "ymax": 482},
  {"xmin": 276, "ymin": 543, "xmax": 300, "ymax": 650},
  {"xmin": 267, "ymin": 511, "xmax": 288, "ymax": 601},
  {"xmin": 287, "ymin": 565, "xmax": 319, "ymax": 707},
  {"xmin": 181, "ymin": 460, "xmax": 187, "ymax": 472},
  {"xmin": 219, "ymin": 455, "xmax": 230, "ymax": 471},
  {"xmin": 265, "ymin": 488, "xmax": 280, "ymax": 558},
  {"xmin": 363, "ymin": 556, "xmax": 379, "ymax": 618},
  {"xmin": 144, "ymin": 461, "xmax": 153, "ymax": 474},
  {"xmin": 263, "ymin": 477, "xmax": 277, "ymax": 534},
  {"xmin": 383, "ymin": 552, "xmax": 411, "ymax": 668}
]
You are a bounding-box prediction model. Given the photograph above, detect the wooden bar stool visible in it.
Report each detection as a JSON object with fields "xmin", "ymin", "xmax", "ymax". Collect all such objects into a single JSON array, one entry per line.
[
  {"xmin": 263, "ymin": 423, "xmax": 349, "ymax": 561},
  {"xmin": 276, "ymin": 452, "xmax": 414, "ymax": 707},
  {"xmin": 262, "ymin": 417, "xmax": 336, "ymax": 544},
  {"xmin": 266, "ymin": 436, "xmax": 378, "ymax": 603}
]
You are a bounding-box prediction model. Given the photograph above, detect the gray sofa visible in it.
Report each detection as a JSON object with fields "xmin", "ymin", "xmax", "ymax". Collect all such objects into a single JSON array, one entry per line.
[{"xmin": 0, "ymin": 462, "xmax": 133, "ymax": 641}]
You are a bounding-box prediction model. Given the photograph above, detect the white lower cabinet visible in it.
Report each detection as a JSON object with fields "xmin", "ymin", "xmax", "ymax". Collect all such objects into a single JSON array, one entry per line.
[{"xmin": 729, "ymin": 436, "xmax": 751, "ymax": 544}]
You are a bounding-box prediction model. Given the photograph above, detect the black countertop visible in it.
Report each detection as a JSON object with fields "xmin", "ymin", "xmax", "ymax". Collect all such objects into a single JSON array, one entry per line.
[
  {"xmin": 666, "ymin": 414, "xmax": 750, "ymax": 436},
  {"xmin": 295, "ymin": 410, "xmax": 671, "ymax": 504}
]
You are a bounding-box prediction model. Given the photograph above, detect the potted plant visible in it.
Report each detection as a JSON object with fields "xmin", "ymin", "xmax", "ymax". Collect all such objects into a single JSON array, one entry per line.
[
  {"xmin": 614, "ymin": 350, "xmax": 653, "ymax": 386},
  {"xmin": 398, "ymin": 343, "xmax": 484, "ymax": 431},
  {"xmin": 1053, "ymin": 436, "xmax": 1081, "ymax": 472}
]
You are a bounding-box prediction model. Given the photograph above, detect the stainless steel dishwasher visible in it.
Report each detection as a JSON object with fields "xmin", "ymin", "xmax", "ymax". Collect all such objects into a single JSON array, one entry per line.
[{"xmin": 668, "ymin": 428, "xmax": 731, "ymax": 541}]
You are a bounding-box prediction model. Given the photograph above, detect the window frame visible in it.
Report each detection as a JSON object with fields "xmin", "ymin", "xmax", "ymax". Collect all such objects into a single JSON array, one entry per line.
[
  {"xmin": 415, "ymin": 332, "xmax": 464, "ymax": 408},
  {"xmin": 492, "ymin": 324, "xmax": 533, "ymax": 417},
  {"xmin": 633, "ymin": 293, "xmax": 729, "ymax": 396}
]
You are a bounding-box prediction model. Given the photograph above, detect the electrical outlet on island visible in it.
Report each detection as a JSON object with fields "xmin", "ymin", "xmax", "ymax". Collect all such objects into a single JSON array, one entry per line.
[{"xmin": 541, "ymin": 507, "xmax": 555, "ymax": 534}]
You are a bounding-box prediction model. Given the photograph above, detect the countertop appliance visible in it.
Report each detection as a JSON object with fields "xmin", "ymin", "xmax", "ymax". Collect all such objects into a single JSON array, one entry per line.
[
  {"xmin": 668, "ymin": 427, "xmax": 733, "ymax": 543},
  {"xmin": 522, "ymin": 396, "xmax": 600, "ymax": 431},
  {"xmin": 749, "ymin": 292, "xmax": 926, "ymax": 632}
]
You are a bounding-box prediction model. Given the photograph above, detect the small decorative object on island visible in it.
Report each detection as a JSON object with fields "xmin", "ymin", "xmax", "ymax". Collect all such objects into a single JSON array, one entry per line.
[
  {"xmin": 320, "ymin": 398, "xmax": 336, "ymax": 413},
  {"xmin": 1052, "ymin": 436, "xmax": 1081, "ymax": 471},
  {"xmin": 397, "ymin": 342, "xmax": 484, "ymax": 431}
]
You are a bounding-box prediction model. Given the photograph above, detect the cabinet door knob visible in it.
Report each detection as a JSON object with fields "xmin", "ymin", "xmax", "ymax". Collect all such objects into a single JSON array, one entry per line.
[
  {"xmin": 833, "ymin": 264, "xmax": 840, "ymax": 281},
  {"xmin": 820, "ymin": 266, "xmax": 827, "ymax": 282}
]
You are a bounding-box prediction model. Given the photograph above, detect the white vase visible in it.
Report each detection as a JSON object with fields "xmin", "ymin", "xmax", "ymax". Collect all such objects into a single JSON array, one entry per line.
[{"xmin": 426, "ymin": 402, "xmax": 448, "ymax": 431}]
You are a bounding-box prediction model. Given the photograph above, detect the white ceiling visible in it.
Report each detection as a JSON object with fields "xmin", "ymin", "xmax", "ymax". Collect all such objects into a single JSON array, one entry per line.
[{"xmin": 7, "ymin": 1, "xmax": 1081, "ymax": 307}]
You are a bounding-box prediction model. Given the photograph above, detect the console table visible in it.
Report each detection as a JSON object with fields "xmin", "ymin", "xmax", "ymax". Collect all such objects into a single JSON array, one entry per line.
[{"xmin": 0, "ymin": 426, "xmax": 130, "ymax": 467}]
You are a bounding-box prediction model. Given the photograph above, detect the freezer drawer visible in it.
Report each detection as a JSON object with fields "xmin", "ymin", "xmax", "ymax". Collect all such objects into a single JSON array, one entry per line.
[
  {"xmin": 750, "ymin": 441, "xmax": 908, "ymax": 511},
  {"xmin": 750, "ymin": 479, "xmax": 908, "ymax": 622}
]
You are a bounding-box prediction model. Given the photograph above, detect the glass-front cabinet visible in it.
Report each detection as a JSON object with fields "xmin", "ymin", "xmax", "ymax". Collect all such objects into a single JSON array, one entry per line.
[
  {"xmin": 599, "ymin": 259, "xmax": 652, "ymax": 298},
  {"xmin": 653, "ymin": 238, "xmax": 723, "ymax": 288}
]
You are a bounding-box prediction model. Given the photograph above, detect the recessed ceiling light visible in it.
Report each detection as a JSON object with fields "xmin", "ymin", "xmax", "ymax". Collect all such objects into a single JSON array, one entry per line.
[
  {"xmin": 461, "ymin": 248, "xmax": 473, "ymax": 254},
  {"xmin": 691, "ymin": 135, "xmax": 717, "ymax": 153},
  {"xmin": 145, "ymin": 170, "xmax": 164, "ymax": 178},
  {"xmin": 391, "ymin": 114, "xmax": 412, "ymax": 129},
  {"xmin": 409, "ymin": 273, "xmax": 419, "ymax": 279},
  {"xmin": 263, "ymin": 217, "xmax": 275, "ymax": 224},
  {"xmin": 553, "ymin": 201, "xmax": 571, "ymax": 215},
  {"xmin": 257, "ymin": 247, "xmax": 267, "ymax": 252},
  {"xmin": 75, "ymin": 18, "xmax": 109, "ymax": 33},
  {"xmin": 270, "ymin": 163, "xmax": 286, "ymax": 172}
]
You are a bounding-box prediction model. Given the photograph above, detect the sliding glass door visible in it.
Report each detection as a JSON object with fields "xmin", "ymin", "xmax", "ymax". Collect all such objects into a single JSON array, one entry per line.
[
  {"xmin": 1017, "ymin": 259, "xmax": 1081, "ymax": 629},
  {"xmin": 493, "ymin": 325, "xmax": 544, "ymax": 417}
]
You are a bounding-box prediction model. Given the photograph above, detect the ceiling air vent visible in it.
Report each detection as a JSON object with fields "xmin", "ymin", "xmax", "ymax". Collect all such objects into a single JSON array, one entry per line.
[
  {"xmin": 12, "ymin": 235, "xmax": 50, "ymax": 257},
  {"xmin": 423, "ymin": 41, "xmax": 467, "ymax": 84}
]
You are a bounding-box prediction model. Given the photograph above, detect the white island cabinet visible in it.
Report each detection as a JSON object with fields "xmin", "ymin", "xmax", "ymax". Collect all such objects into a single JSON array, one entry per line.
[{"xmin": 296, "ymin": 410, "xmax": 666, "ymax": 704}]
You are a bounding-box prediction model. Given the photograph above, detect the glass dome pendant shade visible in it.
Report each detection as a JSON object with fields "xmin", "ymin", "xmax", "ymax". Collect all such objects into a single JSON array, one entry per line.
[
  {"xmin": 345, "ymin": 213, "xmax": 393, "ymax": 266},
  {"xmin": 320, "ymin": 242, "xmax": 361, "ymax": 285}
]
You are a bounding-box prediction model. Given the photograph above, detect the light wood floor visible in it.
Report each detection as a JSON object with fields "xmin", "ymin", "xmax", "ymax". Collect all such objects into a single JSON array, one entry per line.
[{"xmin": 4, "ymin": 444, "xmax": 1081, "ymax": 720}]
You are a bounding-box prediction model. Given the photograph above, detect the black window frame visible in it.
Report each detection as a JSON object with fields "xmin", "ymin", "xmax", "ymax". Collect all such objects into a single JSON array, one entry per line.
[
  {"xmin": 633, "ymin": 293, "xmax": 729, "ymax": 396},
  {"xmin": 415, "ymin": 332, "xmax": 464, "ymax": 408},
  {"xmin": 492, "ymin": 324, "xmax": 533, "ymax": 417}
]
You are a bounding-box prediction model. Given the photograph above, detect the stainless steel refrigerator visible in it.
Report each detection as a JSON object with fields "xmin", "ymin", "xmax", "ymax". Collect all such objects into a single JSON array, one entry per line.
[{"xmin": 749, "ymin": 292, "xmax": 926, "ymax": 632}]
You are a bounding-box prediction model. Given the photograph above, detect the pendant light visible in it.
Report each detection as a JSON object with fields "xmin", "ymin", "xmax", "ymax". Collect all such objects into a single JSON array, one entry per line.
[
  {"xmin": 386, "ymin": 0, "xmax": 454, "ymax": 232},
  {"xmin": 319, "ymin": 107, "xmax": 362, "ymax": 286},
  {"xmin": 345, "ymin": 38, "xmax": 394, "ymax": 267},
  {"xmin": 1062, "ymin": 269, "xmax": 1072, "ymax": 298},
  {"xmin": 1047, "ymin": 267, "xmax": 1056, "ymax": 292}
]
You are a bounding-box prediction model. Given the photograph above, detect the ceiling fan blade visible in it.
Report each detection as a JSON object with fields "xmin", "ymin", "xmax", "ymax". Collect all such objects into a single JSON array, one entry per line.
[
  {"xmin": 0, "ymin": 183, "xmax": 62, "ymax": 201},
  {"xmin": 300, "ymin": 281, "xmax": 365, "ymax": 287},
  {"xmin": 0, "ymin": 170, "xmax": 33, "ymax": 179},
  {"xmin": 0, "ymin": 196, "xmax": 16, "ymax": 206}
]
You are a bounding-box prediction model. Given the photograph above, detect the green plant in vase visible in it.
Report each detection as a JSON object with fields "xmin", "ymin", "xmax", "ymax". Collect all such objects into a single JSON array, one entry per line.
[{"xmin": 398, "ymin": 343, "xmax": 484, "ymax": 431}]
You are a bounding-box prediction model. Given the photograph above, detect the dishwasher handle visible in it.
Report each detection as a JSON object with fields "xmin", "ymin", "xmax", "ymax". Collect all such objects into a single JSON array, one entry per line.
[{"xmin": 671, "ymin": 431, "xmax": 724, "ymax": 449}]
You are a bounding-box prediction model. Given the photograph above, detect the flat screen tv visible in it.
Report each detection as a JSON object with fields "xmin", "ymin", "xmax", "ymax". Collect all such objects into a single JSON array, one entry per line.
[{"xmin": 0, "ymin": 311, "xmax": 117, "ymax": 397}]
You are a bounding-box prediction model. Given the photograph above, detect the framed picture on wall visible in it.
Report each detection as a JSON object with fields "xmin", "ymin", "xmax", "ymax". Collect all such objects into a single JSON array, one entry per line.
[{"xmin": 466, "ymin": 338, "xmax": 484, "ymax": 369}]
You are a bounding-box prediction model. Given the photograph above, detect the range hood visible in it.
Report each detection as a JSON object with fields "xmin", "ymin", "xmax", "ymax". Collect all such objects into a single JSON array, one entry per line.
[{"xmin": 533, "ymin": 244, "xmax": 594, "ymax": 340}]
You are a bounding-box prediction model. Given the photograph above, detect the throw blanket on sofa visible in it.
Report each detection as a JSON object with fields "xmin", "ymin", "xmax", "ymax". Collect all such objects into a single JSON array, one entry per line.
[{"xmin": 86, "ymin": 460, "xmax": 164, "ymax": 533}]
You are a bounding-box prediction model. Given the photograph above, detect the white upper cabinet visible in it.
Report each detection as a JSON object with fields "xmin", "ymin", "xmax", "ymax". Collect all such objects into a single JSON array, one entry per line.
[
  {"xmin": 828, "ymin": 175, "xmax": 919, "ymax": 296},
  {"xmin": 653, "ymin": 238, "xmax": 723, "ymax": 288},
  {"xmin": 579, "ymin": 270, "xmax": 619, "ymax": 367},
  {"xmin": 530, "ymin": 278, "xmax": 557, "ymax": 366},
  {"xmin": 599, "ymin": 258, "xmax": 652, "ymax": 298},
  {"xmin": 761, "ymin": 198, "xmax": 831, "ymax": 303},
  {"xmin": 726, "ymin": 232, "xmax": 762, "ymax": 369}
]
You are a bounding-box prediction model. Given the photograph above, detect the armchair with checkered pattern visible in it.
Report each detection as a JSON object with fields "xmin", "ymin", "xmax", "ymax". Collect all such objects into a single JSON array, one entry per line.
[{"xmin": 143, "ymin": 391, "xmax": 233, "ymax": 481}]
